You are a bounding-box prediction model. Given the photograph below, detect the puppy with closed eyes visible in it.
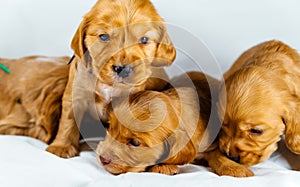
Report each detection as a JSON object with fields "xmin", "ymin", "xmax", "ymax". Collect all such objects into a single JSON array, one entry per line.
[
  {"xmin": 97, "ymin": 72, "xmax": 254, "ymax": 176},
  {"xmin": 218, "ymin": 40, "xmax": 300, "ymax": 167},
  {"xmin": 0, "ymin": 56, "xmax": 69, "ymax": 143},
  {"xmin": 46, "ymin": 0, "xmax": 176, "ymax": 158}
]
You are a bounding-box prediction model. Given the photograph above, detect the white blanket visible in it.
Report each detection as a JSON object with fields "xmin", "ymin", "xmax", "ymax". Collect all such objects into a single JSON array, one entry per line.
[
  {"xmin": 1, "ymin": 135, "xmax": 299, "ymax": 187},
  {"xmin": 1, "ymin": 1, "xmax": 300, "ymax": 186}
]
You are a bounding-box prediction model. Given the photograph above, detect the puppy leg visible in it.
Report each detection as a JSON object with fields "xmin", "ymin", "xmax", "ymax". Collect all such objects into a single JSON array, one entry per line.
[
  {"xmin": 0, "ymin": 120, "xmax": 49, "ymax": 143},
  {"xmin": 0, "ymin": 102, "xmax": 50, "ymax": 142},
  {"xmin": 204, "ymin": 148, "xmax": 254, "ymax": 177},
  {"xmin": 46, "ymin": 97, "xmax": 80, "ymax": 158},
  {"xmin": 147, "ymin": 164, "xmax": 179, "ymax": 175},
  {"xmin": 46, "ymin": 63, "xmax": 80, "ymax": 158},
  {"xmin": 45, "ymin": 105, "xmax": 79, "ymax": 158}
]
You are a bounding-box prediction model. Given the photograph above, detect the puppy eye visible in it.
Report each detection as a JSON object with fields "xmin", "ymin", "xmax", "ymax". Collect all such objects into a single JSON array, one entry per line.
[
  {"xmin": 128, "ymin": 139, "xmax": 141, "ymax": 147},
  {"xmin": 249, "ymin": 128, "xmax": 263, "ymax": 135},
  {"xmin": 99, "ymin": 34, "xmax": 110, "ymax": 42},
  {"xmin": 139, "ymin": 37, "xmax": 149, "ymax": 44}
]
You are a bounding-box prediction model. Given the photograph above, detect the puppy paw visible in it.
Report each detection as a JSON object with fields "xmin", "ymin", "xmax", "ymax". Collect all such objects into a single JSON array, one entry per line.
[
  {"xmin": 147, "ymin": 164, "xmax": 179, "ymax": 175},
  {"xmin": 215, "ymin": 164, "xmax": 254, "ymax": 177},
  {"xmin": 46, "ymin": 144, "xmax": 79, "ymax": 158}
]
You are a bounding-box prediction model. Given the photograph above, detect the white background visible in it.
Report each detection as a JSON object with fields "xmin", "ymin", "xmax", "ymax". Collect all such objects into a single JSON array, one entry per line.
[
  {"xmin": 0, "ymin": 0, "xmax": 299, "ymax": 74},
  {"xmin": 1, "ymin": 1, "xmax": 300, "ymax": 186}
]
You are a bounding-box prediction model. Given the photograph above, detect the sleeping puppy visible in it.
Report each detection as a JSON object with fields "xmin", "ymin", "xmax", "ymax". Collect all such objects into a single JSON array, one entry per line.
[
  {"xmin": 46, "ymin": 0, "xmax": 176, "ymax": 158},
  {"xmin": 218, "ymin": 40, "xmax": 300, "ymax": 167},
  {"xmin": 0, "ymin": 56, "xmax": 69, "ymax": 143},
  {"xmin": 97, "ymin": 72, "xmax": 254, "ymax": 177}
]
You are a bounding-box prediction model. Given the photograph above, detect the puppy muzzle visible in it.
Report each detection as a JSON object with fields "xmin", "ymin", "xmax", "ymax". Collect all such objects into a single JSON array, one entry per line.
[
  {"xmin": 113, "ymin": 65, "xmax": 133, "ymax": 78},
  {"xmin": 226, "ymin": 154, "xmax": 241, "ymax": 163}
]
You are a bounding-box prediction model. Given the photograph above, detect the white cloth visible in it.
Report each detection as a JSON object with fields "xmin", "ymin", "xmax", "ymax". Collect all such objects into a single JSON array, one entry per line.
[{"xmin": 0, "ymin": 135, "xmax": 299, "ymax": 187}]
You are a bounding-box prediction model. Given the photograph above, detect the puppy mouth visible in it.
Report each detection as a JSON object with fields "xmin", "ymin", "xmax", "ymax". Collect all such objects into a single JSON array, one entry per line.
[
  {"xmin": 226, "ymin": 150, "xmax": 264, "ymax": 166},
  {"xmin": 97, "ymin": 155, "xmax": 126, "ymax": 175},
  {"xmin": 102, "ymin": 163, "xmax": 127, "ymax": 175},
  {"xmin": 239, "ymin": 152, "xmax": 263, "ymax": 166},
  {"xmin": 113, "ymin": 74, "xmax": 149, "ymax": 88},
  {"xmin": 100, "ymin": 158, "xmax": 146, "ymax": 175},
  {"xmin": 226, "ymin": 153, "xmax": 241, "ymax": 163}
]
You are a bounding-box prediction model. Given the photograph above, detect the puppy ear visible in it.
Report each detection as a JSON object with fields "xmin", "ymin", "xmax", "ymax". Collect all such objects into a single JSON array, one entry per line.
[
  {"xmin": 152, "ymin": 26, "xmax": 176, "ymax": 67},
  {"xmin": 155, "ymin": 140, "xmax": 171, "ymax": 164},
  {"xmin": 282, "ymin": 102, "xmax": 300, "ymax": 154},
  {"xmin": 71, "ymin": 21, "xmax": 92, "ymax": 66},
  {"xmin": 71, "ymin": 21, "xmax": 86, "ymax": 59}
]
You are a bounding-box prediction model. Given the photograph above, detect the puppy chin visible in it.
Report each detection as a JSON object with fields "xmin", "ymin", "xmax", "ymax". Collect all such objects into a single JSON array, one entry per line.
[
  {"xmin": 238, "ymin": 152, "xmax": 263, "ymax": 166},
  {"xmin": 97, "ymin": 157, "xmax": 146, "ymax": 175},
  {"xmin": 96, "ymin": 142, "xmax": 148, "ymax": 175},
  {"xmin": 102, "ymin": 163, "xmax": 143, "ymax": 175},
  {"xmin": 97, "ymin": 68, "xmax": 149, "ymax": 86},
  {"xmin": 101, "ymin": 163, "xmax": 126, "ymax": 175},
  {"xmin": 107, "ymin": 165, "xmax": 146, "ymax": 175}
]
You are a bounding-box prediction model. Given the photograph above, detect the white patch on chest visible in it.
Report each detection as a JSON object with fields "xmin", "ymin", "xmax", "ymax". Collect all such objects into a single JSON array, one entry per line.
[
  {"xmin": 93, "ymin": 83, "xmax": 113, "ymax": 121},
  {"xmin": 101, "ymin": 85, "xmax": 113, "ymax": 102}
]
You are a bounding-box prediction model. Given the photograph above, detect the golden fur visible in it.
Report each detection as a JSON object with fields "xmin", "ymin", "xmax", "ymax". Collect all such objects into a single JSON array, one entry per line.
[
  {"xmin": 46, "ymin": 0, "xmax": 176, "ymax": 158},
  {"xmin": 218, "ymin": 40, "xmax": 300, "ymax": 166},
  {"xmin": 0, "ymin": 56, "xmax": 69, "ymax": 143},
  {"xmin": 97, "ymin": 72, "xmax": 254, "ymax": 177}
]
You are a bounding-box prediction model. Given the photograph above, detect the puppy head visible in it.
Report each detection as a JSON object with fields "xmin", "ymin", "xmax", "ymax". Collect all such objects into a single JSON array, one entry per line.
[
  {"xmin": 71, "ymin": 0, "xmax": 176, "ymax": 87},
  {"xmin": 96, "ymin": 90, "xmax": 179, "ymax": 174},
  {"xmin": 218, "ymin": 67, "xmax": 288, "ymax": 166}
]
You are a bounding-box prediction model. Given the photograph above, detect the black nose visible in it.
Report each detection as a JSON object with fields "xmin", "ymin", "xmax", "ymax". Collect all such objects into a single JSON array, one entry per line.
[
  {"xmin": 100, "ymin": 155, "xmax": 111, "ymax": 165},
  {"xmin": 227, "ymin": 154, "xmax": 240, "ymax": 163},
  {"xmin": 113, "ymin": 65, "xmax": 133, "ymax": 78}
]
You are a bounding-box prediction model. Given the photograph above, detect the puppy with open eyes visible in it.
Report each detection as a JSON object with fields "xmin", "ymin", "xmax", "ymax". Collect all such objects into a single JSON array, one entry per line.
[
  {"xmin": 97, "ymin": 72, "xmax": 254, "ymax": 177},
  {"xmin": 218, "ymin": 40, "xmax": 300, "ymax": 168},
  {"xmin": 46, "ymin": 0, "xmax": 176, "ymax": 158}
]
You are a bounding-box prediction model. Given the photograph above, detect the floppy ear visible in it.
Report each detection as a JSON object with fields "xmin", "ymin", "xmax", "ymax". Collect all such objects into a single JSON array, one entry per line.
[
  {"xmin": 155, "ymin": 140, "xmax": 171, "ymax": 164},
  {"xmin": 282, "ymin": 101, "xmax": 300, "ymax": 154},
  {"xmin": 71, "ymin": 21, "xmax": 86, "ymax": 59},
  {"xmin": 71, "ymin": 21, "xmax": 92, "ymax": 66},
  {"xmin": 152, "ymin": 26, "xmax": 176, "ymax": 67}
]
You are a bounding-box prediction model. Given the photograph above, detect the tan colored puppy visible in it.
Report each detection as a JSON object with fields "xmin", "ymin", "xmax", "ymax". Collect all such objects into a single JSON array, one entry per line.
[
  {"xmin": 219, "ymin": 40, "xmax": 300, "ymax": 166},
  {"xmin": 97, "ymin": 72, "xmax": 254, "ymax": 177},
  {"xmin": 0, "ymin": 56, "xmax": 69, "ymax": 143},
  {"xmin": 46, "ymin": 0, "xmax": 176, "ymax": 158}
]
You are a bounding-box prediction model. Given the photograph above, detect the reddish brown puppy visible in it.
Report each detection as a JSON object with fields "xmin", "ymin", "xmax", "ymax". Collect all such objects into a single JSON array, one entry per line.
[
  {"xmin": 46, "ymin": 0, "xmax": 176, "ymax": 158},
  {"xmin": 219, "ymin": 40, "xmax": 300, "ymax": 166}
]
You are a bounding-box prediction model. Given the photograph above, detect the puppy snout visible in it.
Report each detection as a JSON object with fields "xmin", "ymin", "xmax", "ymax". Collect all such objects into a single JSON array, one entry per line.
[
  {"xmin": 113, "ymin": 65, "xmax": 133, "ymax": 78},
  {"xmin": 99, "ymin": 155, "xmax": 111, "ymax": 165}
]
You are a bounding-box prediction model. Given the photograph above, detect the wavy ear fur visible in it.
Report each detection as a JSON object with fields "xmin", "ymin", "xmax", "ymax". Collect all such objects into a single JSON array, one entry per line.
[
  {"xmin": 152, "ymin": 26, "xmax": 176, "ymax": 67},
  {"xmin": 283, "ymin": 99, "xmax": 300, "ymax": 154},
  {"xmin": 71, "ymin": 20, "xmax": 92, "ymax": 66},
  {"xmin": 71, "ymin": 20, "xmax": 86, "ymax": 59}
]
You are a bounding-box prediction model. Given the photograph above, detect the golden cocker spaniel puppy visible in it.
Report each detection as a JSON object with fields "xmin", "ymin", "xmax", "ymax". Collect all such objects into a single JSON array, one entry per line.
[
  {"xmin": 46, "ymin": 0, "xmax": 176, "ymax": 158},
  {"xmin": 0, "ymin": 56, "xmax": 69, "ymax": 143},
  {"xmin": 218, "ymin": 40, "xmax": 300, "ymax": 167},
  {"xmin": 97, "ymin": 72, "xmax": 254, "ymax": 177}
]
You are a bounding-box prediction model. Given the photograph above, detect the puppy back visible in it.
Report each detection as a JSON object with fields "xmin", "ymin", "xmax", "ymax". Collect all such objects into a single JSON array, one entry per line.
[{"xmin": 224, "ymin": 40, "xmax": 300, "ymax": 79}]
